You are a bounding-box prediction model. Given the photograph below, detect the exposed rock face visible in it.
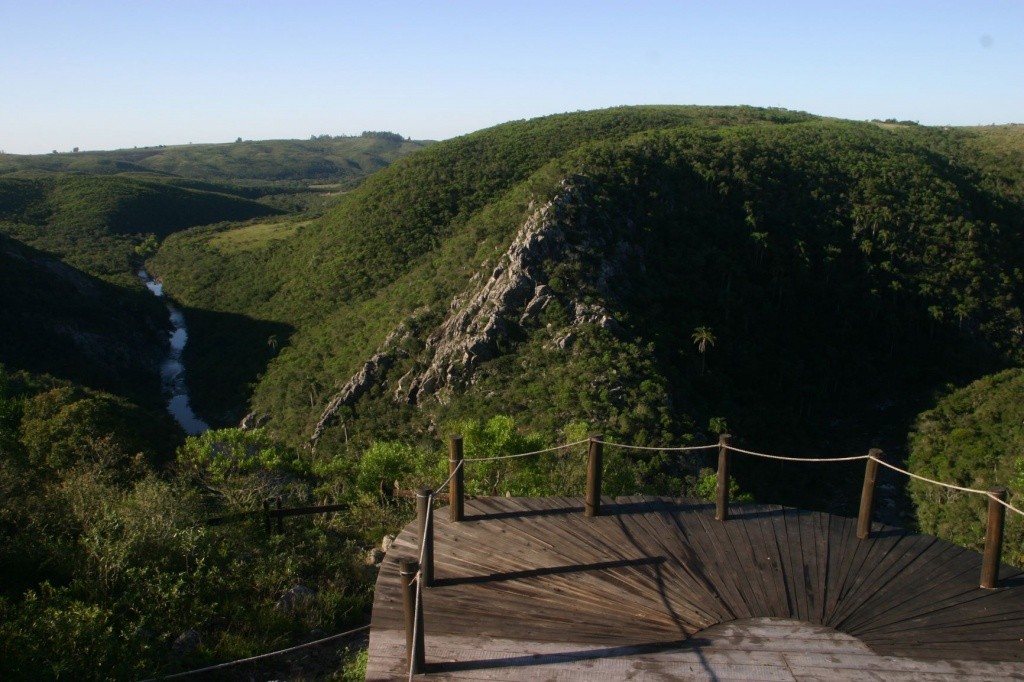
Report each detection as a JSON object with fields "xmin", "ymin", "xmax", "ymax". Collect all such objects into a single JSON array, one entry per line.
[
  {"xmin": 308, "ymin": 177, "xmax": 628, "ymax": 444},
  {"xmin": 310, "ymin": 322, "xmax": 415, "ymax": 447},
  {"xmin": 239, "ymin": 411, "xmax": 270, "ymax": 430},
  {"xmin": 399, "ymin": 180, "xmax": 606, "ymax": 405}
]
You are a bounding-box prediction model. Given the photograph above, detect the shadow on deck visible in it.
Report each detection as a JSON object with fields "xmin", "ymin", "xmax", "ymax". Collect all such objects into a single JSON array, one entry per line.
[{"xmin": 367, "ymin": 496, "xmax": 1024, "ymax": 680}]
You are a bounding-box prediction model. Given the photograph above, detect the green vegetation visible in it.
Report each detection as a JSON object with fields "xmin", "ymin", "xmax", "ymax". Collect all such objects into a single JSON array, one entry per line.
[
  {"xmin": 4, "ymin": 107, "xmax": 1024, "ymax": 679},
  {"xmin": 908, "ymin": 369, "xmax": 1024, "ymax": 567},
  {"xmin": 0, "ymin": 133, "xmax": 432, "ymax": 186},
  {"xmin": 207, "ymin": 218, "xmax": 311, "ymax": 254},
  {"xmin": 0, "ymin": 366, "xmax": 393, "ymax": 681},
  {"xmin": 151, "ymin": 109, "xmax": 1024, "ymax": 482},
  {"xmin": 0, "ymin": 172, "xmax": 282, "ymax": 282}
]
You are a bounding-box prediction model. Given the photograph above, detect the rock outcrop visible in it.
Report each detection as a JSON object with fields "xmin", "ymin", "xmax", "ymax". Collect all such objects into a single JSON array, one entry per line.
[
  {"xmin": 399, "ymin": 180, "xmax": 605, "ymax": 405},
  {"xmin": 308, "ymin": 177, "xmax": 628, "ymax": 444},
  {"xmin": 309, "ymin": 323, "xmax": 415, "ymax": 447}
]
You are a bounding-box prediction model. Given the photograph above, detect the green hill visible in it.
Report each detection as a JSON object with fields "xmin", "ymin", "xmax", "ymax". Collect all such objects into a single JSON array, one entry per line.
[
  {"xmin": 0, "ymin": 132, "xmax": 433, "ymax": 186},
  {"xmin": 6, "ymin": 107, "xmax": 1024, "ymax": 681},
  {"xmin": 0, "ymin": 172, "xmax": 283, "ymax": 280},
  {"xmin": 149, "ymin": 107, "xmax": 1024, "ymax": 508}
]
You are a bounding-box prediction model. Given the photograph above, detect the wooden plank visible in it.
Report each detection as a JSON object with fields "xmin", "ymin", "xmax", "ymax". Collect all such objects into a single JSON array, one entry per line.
[
  {"xmin": 367, "ymin": 496, "xmax": 1024, "ymax": 680},
  {"xmin": 826, "ymin": 526, "xmax": 911, "ymax": 629},
  {"xmin": 716, "ymin": 502, "xmax": 783, "ymax": 618},
  {"xmin": 840, "ymin": 538, "xmax": 976, "ymax": 634},
  {"xmin": 745, "ymin": 504, "xmax": 792, "ymax": 618}
]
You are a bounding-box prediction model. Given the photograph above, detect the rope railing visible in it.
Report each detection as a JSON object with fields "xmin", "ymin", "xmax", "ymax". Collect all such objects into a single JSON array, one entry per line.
[
  {"xmin": 137, "ymin": 623, "xmax": 370, "ymax": 682},
  {"xmin": 462, "ymin": 438, "xmax": 590, "ymax": 462},
  {"xmin": 869, "ymin": 455, "xmax": 1024, "ymax": 517},
  {"xmin": 395, "ymin": 430, "xmax": 1021, "ymax": 675},
  {"xmin": 597, "ymin": 440, "xmax": 719, "ymax": 453},
  {"xmin": 726, "ymin": 443, "xmax": 871, "ymax": 463}
]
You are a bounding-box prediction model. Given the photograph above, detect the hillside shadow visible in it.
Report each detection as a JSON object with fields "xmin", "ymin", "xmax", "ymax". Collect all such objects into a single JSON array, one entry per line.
[{"xmin": 179, "ymin": 306, "xmax": 294, "ymax": 425}]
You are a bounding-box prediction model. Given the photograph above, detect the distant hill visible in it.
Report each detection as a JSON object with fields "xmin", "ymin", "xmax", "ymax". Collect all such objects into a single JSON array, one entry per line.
[
  {"xmin": 0, "ymin": 132, "xmax": 434, "ymax": 186},
  {"xmin": 148, "ymin": 107, "xmax": 1024, "ymax": 507},
  {"xmin": 0, "ymin": 172, "xmax": 282, "ymax": 280}
]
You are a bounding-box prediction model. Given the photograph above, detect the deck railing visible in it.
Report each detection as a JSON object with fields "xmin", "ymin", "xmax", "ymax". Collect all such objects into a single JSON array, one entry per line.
[{"xmin": 399, "ymin": 432, "xmax": 1023, "ymax": 678}]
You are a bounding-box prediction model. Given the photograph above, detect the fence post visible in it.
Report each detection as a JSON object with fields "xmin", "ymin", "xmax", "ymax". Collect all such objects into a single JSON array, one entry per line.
[
  {"xmin": 715, "ymin": 434, "xmax": 732, "ymax": 521},
  {"xmin": 399, "ymin": 559, "xmax": 425, "ymax": 674},
  {"xmin": 585, "ymin": 435, "xmax": 603, "ymax": 518},
  {"xmin": 416, "ymin": 488, "xmax": 434, "ymax": 587},
  {"xmin": 449, "ymin": 435, "xmax": 464, "ymax": 523},
  {"xmin": 981, "ymin": 487, "xmax": 1008, "ymax": 589},
  {"xmin": 275, "ymin": 496, "xmax": 283, "ymax": 534},
  {"xmin": 857, "ymin": 449, "xmax": 882, "ymax": 540}
]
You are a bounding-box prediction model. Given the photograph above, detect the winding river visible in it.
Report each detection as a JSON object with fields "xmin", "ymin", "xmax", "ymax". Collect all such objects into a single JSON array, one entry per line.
[{"xmin": 138, "ymin": 271, "xmax": 210, "ymax": 435}]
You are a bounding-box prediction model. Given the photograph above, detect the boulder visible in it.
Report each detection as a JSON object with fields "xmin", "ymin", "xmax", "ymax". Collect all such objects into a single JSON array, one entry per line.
[{"xmin": 275, "ymin": 584, "xmax": 316, "ymax": 612}]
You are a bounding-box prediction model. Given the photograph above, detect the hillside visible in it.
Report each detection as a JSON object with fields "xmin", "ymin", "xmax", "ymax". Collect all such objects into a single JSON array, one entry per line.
[
  {"xmin": 0, "ymin": 172, "xmax": 286, "ymax": 282},
  {"xmin": 149, "ymin": 107, "xmax": 1024, "ymax": 508},
  {"xmin": 0, "ymin": 132, "xmax": 433, "ymax": 186},
  {"xmin": 5, "ymin": 106, "xmax": 1024, "ymax": 681},
  {"xmin": 0, "ymin": 234, "xmax": 169, "ymax": 405}
]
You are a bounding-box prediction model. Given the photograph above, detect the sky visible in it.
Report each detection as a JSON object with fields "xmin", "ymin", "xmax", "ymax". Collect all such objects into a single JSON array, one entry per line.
[{"xmin": 1, "ymin": 0, "xmax": 1022, "ymax": 155}]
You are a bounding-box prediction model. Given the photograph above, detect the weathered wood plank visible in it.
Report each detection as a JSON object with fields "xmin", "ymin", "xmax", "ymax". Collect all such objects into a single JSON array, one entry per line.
[{"xmin": 367, "ymin": 496, "xmax": 1024, "ymax": 680}]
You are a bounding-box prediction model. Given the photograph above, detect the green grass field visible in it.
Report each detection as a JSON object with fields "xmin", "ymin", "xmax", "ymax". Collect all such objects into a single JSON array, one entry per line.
[{"xmin": 208, "ymin": 219, "xmax": 311, "ymax": 254}]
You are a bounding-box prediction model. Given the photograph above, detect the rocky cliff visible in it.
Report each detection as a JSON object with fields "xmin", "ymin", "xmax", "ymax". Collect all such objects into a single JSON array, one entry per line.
[{"xmin": 309, "ymin": 178, "xmax": 626, "ymax": 446}]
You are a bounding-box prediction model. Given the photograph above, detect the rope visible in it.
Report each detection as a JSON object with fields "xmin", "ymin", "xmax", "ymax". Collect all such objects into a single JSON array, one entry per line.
[
  {"xmin": 597, "ymin": 440, "xmax": 719, "ymax": 453},
  {"xmin": 463, "ymin": 438, "xmax": 591, "ymax": 462},
  {"xmin": 726, "ymin": 444, "xmax": 871, "ymax": 463},
  {"xmin": 716, "ymin": 443, "xmax": 1024, "ymax": 518},
  {"xmin": 137, "ymin": 623, "xmax": 370, "ymax": 681},
  {"xmin": 409, "ymin": 494, "xmax": 433, "ymax": 681},
  {"xmin": 870, "ymin": 455, "xmax": 1024, "ymax": 518},
  {"xmin": 408, "ymin": 566, "xmax": 422, "ymax": 682},
  {"xmin": 433, "ymin": 458, "xmax": 463, "ymax": 495}
]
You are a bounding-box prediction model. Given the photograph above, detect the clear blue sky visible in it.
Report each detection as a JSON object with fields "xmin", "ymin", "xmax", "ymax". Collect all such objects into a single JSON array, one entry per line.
[{"xmin": 1, "ymin": 0, "xmax": 1021, "ymax": 154}]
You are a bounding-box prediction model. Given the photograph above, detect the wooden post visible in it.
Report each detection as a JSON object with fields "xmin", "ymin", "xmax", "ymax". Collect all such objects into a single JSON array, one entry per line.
[
  {"xmin": 262, "ymin": 499, "xmax": 271, "ymax": 535},
  {"xmin": 981, "ymin": 487, "xmax": 1008, "ymax": 589},
  {"xmin": 857, "ymin": 449, "xmax": 882, "ymax": 540},
  {"xmin": 399, "ymin": 559, "xmax": 425, "ymax": 674},
  {"xmin": 416, "ymin": 488, "xmax": 434, "ymax": 587},
  {"xmin": 585, "ymin": 435, "xmax": 603, "ymax": 518},
  {"xmin": 715, "ymin": 434, "xmax": 732, "ymax": 521},
  {"xmin": 275, "ymin": 496, "xmax": 283, "ymax": 534},
  {"xmin": 449, "ymin": 435, "xmax": 464, "ymax": 523}
]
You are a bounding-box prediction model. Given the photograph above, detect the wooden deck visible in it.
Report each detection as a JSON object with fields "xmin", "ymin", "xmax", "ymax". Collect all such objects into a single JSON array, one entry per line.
[{"xmin": 366, "ymin": 496, "xmax": 1024, "ymax": 680}]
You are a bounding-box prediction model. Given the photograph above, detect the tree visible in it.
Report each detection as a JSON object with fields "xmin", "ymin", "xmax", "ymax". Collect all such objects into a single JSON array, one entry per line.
[{"xmin": 691, "ymin": 326, "xmax": 716, "ymax": 375}]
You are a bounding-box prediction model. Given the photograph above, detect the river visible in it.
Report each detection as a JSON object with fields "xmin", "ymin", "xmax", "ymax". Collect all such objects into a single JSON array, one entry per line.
[{"xmin": 138, "ymin": 270, "xmax": 210, "ymax": 435}]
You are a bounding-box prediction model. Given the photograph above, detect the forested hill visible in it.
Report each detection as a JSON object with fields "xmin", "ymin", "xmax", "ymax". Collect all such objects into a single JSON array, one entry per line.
[
  {"xmin": 5, "ymin": 106, "xmax": 1024, "ymax": 680},
  {"xmin": 0, "ymin": 132, "xmax": 432, "ymax": 185},
  {"xmin": 149, "ymin": 107, "xmax": 1024, "ymax": 491}
]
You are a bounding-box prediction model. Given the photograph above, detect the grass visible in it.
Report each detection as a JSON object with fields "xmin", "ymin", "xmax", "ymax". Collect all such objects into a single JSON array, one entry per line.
[{"xmin": 208, "ymin": 219, "xmax": 312, "ymax": 254}]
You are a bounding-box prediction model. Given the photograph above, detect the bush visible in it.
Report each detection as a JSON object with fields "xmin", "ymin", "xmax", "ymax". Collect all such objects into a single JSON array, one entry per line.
[
  {"xmin": 355, "ymin": 441, "xmax": 435, "ymax": 496},
  {"xmin": 908, "ymin": 369, "xmax": 1024, "ymax": 567}
]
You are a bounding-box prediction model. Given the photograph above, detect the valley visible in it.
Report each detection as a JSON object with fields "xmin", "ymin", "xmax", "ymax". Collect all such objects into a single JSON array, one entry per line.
[{"xmin": 2, "ymin": 108, "xmax": 1023, "ymax": 680}]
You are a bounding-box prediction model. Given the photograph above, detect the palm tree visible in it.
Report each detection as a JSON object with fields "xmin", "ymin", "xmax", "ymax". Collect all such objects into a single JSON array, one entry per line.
[{"xmin": 691, "ymin": 326, "xmax": 716, "ymax": 375}]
